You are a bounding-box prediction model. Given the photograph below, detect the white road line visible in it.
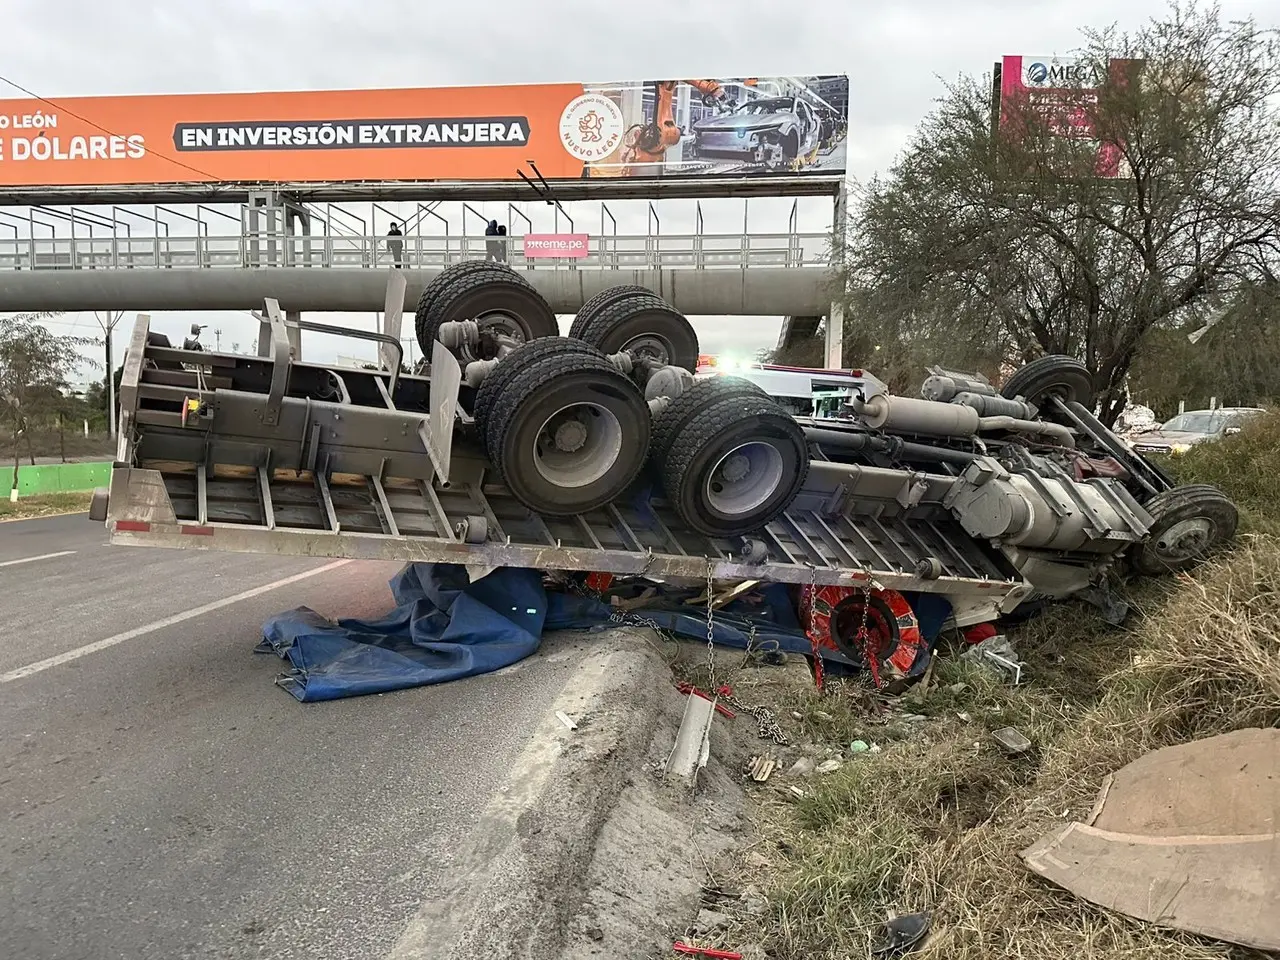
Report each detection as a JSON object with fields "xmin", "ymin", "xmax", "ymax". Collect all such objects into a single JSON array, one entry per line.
[
  {"xmin": 1, "ymin": 558, "xmax": 353, "ymax": 684},
  {"xmin": 0, "ymin": 550, "xmax": 76, "ymax": 568}
]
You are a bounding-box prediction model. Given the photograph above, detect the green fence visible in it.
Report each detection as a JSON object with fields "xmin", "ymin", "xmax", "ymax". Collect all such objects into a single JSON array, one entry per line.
[{"xmin": 3, "ymin": 461, "xmax": 112, "ymax": 498}]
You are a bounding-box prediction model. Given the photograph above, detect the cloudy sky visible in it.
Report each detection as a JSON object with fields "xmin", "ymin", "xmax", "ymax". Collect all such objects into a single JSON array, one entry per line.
[{"xmin": 3, "ymin": 0, "xmax": 1277, "ymax": 376}]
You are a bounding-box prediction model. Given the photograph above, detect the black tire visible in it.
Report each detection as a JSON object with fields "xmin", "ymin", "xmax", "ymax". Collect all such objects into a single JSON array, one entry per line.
[
  {"xmin": 486, "ymin": 345, "xmax": 650, "ymax": 518},
  {"xmin": 1000, "ymin": 355, "xmax": 1095, "ymax": 409},
  {"xmin": 414, "ymin": 261, "xmax": 556, "ymax": 359},
  {"xmin": 414, "ymin": 260, "xmax": 524, "ymax": 344},
  {"xmin": 568, "ymin": 285, "xmax": 655, "ymax": 340},
  {"xmin": 574, "ymin": 293, "xmax": 700, "ymax": 371},
  {"xmin": 472, "ymin": 338, "xmax": 604, "ymax": 455},
  {"xmin": 661, "ymin": 393, "xmax": 809, "ymax": 538},
  {"xmin": 649, "ymin": 376, "xmax": 768, "ymax": 469},
  {"xmin": 1130, "ymin": 484, "xmax": 1239, "ymax": 576}
]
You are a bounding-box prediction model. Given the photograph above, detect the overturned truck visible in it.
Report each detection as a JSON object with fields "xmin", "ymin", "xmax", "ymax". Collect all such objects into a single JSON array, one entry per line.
[{"xmin": 93, "ymin": 262, "xmax": 1237, "ymax": 650}]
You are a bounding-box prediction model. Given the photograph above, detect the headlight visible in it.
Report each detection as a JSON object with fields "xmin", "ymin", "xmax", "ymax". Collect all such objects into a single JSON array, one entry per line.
[{"xmin": 1170, "ymin": 443, "xmax": 1192, "ymax": 454}]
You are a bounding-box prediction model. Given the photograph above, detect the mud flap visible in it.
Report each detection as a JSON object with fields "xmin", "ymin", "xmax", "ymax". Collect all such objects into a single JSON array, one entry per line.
[{"xmin": 423, "ymin": 339, "xmax": 461, "ymax": 483}]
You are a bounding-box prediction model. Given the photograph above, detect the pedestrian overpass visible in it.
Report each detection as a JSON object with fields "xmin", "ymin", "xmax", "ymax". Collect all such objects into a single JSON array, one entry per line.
[{"xmin": 0, "ymin": 178, "xmax": 848, "ymax": 364}]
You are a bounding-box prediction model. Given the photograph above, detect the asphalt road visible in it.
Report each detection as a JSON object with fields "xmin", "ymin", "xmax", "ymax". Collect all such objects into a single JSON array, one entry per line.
[{"xmin": 0, "ymin": 514, "xmax": 588, "ymax": 960}]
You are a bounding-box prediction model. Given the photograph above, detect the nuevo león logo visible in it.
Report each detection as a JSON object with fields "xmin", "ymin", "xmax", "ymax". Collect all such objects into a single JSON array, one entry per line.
[{"xmin": 559, "ymin": 94, "xmax": 624, "ymax": 162}]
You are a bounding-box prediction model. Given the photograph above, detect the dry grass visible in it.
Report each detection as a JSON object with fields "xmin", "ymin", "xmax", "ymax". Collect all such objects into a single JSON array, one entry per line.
[
  {"xmin": 0, "ymin": 491, "xmax": 94, "ymax": 520},
  {"xmin": 718, "ymin": 431, "xmax": 1280, "ymax": 960}
]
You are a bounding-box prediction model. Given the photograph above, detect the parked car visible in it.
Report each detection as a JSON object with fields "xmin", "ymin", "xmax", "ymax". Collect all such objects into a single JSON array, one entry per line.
[{"xmin": 1128, "ymin": 406, "xmax": 1266, "ymax": 455}]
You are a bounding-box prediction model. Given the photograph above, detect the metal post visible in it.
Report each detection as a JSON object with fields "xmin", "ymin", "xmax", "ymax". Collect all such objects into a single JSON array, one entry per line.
[
  {"xmin": 105, "ymin": 323, "xmax": 115, "ymax": 438},
  {"xmin": 825, "ymin": 181, "xmax": 848, "ymax": 370},
  {"xmin": 95, "ymin": 310, "xmax": 123, "ymax": 438}
]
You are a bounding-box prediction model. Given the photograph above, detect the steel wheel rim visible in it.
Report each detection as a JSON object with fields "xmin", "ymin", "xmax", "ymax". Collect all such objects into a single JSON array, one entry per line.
[
  {"xmin": 476, "ymin": 310, "xmax": 526, "ymax": 342},
  {"xmin": 705, "ymin": 441, "xmax": 785, "ymax": 516},
  {"xmin": 533, "ymin": 402, "xmax": 624, "ymax": 489},
  {"xmin": 620, "ymin": 333, "xmax": 672, "ymax": 366},
  {"xmin": 1155, "ymin": 517, "xmax": 1215, "ymax": 560}
]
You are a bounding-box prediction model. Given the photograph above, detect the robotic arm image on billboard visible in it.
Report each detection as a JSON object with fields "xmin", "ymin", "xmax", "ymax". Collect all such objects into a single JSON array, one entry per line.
[{"xmin": 618, "ymin": 79, "xmax": 732, "ymax": 174}]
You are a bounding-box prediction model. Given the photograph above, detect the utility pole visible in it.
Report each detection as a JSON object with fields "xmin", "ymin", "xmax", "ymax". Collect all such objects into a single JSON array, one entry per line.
[
  {"xmin": 93, "ymin": 310, "xmax": 124, "ymax": 438},
  {"xmin": 214, "ymin": 328, "xmax": 223, "ymax": 351}
]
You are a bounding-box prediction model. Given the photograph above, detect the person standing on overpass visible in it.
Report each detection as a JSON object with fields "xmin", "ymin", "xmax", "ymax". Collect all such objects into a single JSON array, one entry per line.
[
  {"xmin": 386, "ymin": 222, "xmax": 404, "ymax": 268},
  {"xmin": 485, "ymin": 219, "xmax": 500, "ymax": 261}
]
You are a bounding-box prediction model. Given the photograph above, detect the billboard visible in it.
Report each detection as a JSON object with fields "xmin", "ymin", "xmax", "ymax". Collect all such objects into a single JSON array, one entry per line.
[
  {"xmin": 994, "ymin": 55, "xmax": 1139, "ymax": 179},
  {"xmin": 0, "ymin": 75, "xmax": 848, "ymax": 188}
]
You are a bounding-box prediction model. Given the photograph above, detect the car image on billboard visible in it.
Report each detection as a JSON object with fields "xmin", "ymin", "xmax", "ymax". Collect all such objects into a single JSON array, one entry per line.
[{"xmin": 578, "ymin": 75, "xmax": 849, "ymax": 179}]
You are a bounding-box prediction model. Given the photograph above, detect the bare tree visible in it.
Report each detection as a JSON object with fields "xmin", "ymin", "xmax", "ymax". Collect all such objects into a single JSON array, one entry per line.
[
  {"xmin": 1128, "ymin": 280, "xmax": 1280, "ymax": 415},
  {"xmin": 842, "ymin": 2, "xmax": 1280, "ymax": 423},
  {"xmin": 0, "ymin": 314, "xmax": 96, "ymax": 491}
]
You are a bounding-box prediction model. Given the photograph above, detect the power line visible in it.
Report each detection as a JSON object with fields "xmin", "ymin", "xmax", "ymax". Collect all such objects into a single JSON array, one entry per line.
[{"xmin": 0, "ymin": 72, "xmax": 221, "ymax": 182}]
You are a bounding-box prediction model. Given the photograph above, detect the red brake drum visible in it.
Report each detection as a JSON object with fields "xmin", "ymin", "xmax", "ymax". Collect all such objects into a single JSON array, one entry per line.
[{"xmin": 800, "ymin": 584, "xmax": 924, "ymax": 681}]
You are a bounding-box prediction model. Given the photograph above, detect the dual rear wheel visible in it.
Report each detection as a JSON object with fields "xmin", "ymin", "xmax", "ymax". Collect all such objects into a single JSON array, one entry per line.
[{"xmin": 441, "ymin": 272, "xmax": 807, "ymax": 534}]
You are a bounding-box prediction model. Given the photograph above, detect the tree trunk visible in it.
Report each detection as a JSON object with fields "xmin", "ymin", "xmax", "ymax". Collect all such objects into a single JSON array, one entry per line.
[
  {"xmin": 59, "ymin": 411, "xmax": 66, "ymax": 463},
  {"xmin": 11, "ymin": 422, "xmax": 19, "ymax": 495}
]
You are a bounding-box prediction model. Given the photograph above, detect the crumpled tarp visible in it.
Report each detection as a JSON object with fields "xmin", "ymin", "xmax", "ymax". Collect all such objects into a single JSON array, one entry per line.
[{"xmin": 257, "ymin": 563, "xmax": 951, "ymax": 702}]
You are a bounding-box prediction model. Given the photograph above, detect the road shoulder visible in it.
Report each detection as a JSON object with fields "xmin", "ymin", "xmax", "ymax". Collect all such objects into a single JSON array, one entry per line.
[{"xmin": 387, "ymin": 629, "xmax": 752, "ymax": 960}]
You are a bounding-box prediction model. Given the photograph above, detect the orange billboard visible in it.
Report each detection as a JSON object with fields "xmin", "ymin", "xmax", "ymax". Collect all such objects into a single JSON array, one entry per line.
[{"xmin": 0, "ymin": 75, "xmax": 849, "ymax": 188}]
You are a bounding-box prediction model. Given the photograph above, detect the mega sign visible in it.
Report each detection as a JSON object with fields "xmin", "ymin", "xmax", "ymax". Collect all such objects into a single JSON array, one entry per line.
[
  {"xmin": 995, "ymin": 54, "xmax": 1140, "ymax": 179},
  {"xmin": 0, "ymin": 74, "xmax": 849, "ymax": 188}
]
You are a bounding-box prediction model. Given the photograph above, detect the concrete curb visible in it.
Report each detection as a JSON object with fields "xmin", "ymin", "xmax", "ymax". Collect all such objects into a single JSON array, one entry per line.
[{"xmin": 386, "ymin": 630, "xmax": 675, "ymax": 960}]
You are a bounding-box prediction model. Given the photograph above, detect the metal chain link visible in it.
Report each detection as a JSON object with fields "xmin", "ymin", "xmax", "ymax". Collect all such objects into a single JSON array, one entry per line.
[
  {"xmin": 704, "ymin": 558, "xmax": 718, "ymax": 686},
  {"xmin": 854, "ymin": 566, "xmax": 880, "ymax": 688},
  {"xmin": 804, "ymin": 562, "xmax": 825, "ymax": 693}
]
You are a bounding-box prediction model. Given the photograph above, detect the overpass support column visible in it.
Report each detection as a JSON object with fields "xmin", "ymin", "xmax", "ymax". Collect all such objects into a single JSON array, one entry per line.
[
  {"xmin": 825, "ymin": 303, "xmax": 843, "ymax": 369},
  {"xmin": 825, "ymin": 180, "xmax": 848, "ymax": 369}
]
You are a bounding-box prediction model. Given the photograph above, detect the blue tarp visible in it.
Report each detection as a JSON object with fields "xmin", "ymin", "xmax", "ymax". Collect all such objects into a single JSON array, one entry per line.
[{"xmin": 257, "ymin": 563, "xmax": 952, "ymax": 702}]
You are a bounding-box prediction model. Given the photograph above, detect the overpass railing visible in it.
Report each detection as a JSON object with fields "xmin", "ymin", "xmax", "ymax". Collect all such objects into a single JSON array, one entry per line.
[{"xmin": 0, "ymin": 232, "xmax": 831, "ymax": 272}]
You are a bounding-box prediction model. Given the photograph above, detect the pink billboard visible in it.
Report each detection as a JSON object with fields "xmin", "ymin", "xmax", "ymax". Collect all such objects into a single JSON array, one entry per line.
[
  {"xmin": 523, "ymin": 233, "xmax": 589, "ymax": 258},
  {"xmin": 997, "ymin": 55, "xmax": 1140, "ymax": 179}
]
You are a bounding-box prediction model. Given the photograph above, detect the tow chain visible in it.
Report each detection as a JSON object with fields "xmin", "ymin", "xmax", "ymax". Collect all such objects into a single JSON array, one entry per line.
[
  {"xmin": 804, "ymin": 559, "xmax": 883, "ymax": 689},
  {"xmin": 856, "ymin": 568, "xmax": 882, "ymax": 688},
  {"xmin": 701, "ymin": 558, "xmax": 789, "ymax": 745}
]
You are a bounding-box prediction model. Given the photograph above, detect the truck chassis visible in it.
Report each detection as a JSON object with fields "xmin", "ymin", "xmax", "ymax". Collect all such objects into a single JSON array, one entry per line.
[{"xmin": 94, "ymin": 263, "xmax": 1237, "ymax": 634}]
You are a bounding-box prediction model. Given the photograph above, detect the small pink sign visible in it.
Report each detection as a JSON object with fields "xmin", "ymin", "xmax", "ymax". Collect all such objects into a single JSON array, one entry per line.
[{"xmin": 523, "ymin": 233, "xmax": 589, "ymax": 258}]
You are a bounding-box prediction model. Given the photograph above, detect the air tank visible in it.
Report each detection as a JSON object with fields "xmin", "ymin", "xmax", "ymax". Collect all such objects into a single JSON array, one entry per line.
[
  {"xmin": 921, "ymin": 374, "xmax": 998, "ymax": 403},
  {"xmin": 952, "ymin": 391, "xmax": 1038, "ymax": 420}
]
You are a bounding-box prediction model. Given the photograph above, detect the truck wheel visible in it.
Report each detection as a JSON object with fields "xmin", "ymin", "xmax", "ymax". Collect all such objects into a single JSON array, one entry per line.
[
  {"xmin": 485, "ymin": 345, "xmax": 651, "ymax": 517},
  {"xmin": 415, "ymin": 261, "xmax": 557, "ymax": 359},
  {"xmin": 415, "ymin": 260, "xmax": 516, "ymax": 344},
  {"xmin": 649, "ymin": 376, "xmax": 767, "ymax": 468},
  {"xmin": 1130, "ymin": 484, "xmax": 1238, "ymax": 576},
  {"xmin": 662, "ymin": 393, "xmax": 808, "ymax": 538},
  {"xmin": 472, "ymin": 337, "xmax": 604, "ymax": 455},
  {"xmin": 572, "ymin": 293, "xmax": 700, "ymax": 371},
  {"xmin": 568, "ymin": 285, "xmax": 655, "ymax": 340},
  {"xmin": 1000, "ymin": 355, "xmax": 1095, "ymax": 409}
]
